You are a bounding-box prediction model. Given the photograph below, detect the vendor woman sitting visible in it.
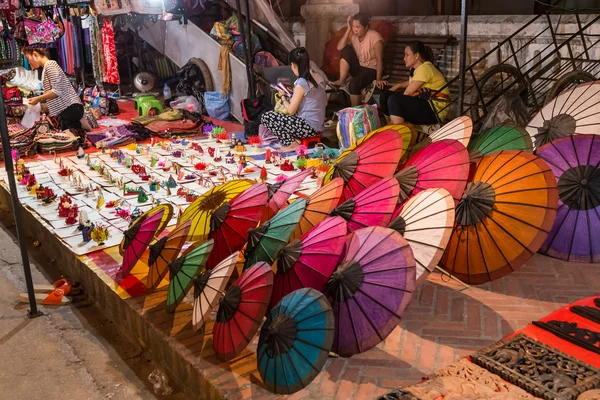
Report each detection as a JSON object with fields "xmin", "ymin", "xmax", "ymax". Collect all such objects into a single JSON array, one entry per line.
[
  {"xmin": 260, "ymin": 47, "xmax": 326, "ymax": 152},
  {"xmin": 379, "ymin": 41, "xmax": 450, "ymax": 125}
]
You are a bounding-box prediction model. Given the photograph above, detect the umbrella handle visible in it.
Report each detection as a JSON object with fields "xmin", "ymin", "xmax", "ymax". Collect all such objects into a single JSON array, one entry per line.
[{"xmin": 435, "ymin": 266, "xmax": 470, "ymax": 290}]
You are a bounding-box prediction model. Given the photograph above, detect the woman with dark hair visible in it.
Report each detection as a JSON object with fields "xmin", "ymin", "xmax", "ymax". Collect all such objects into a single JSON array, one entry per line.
[
  {"xmin": 260, "ymin": 47, "xmax": 326, "ymax": 152},
  {"xmin": 380, "ymin": 41, "xmax": 450, "ymax": 125},
  {"xmin": 331, "ymin": 13, "xmax": 386, "ymax": 106},
  {"xmin": 23, "ymin": 48, "xmax": 89, "ymax": 132}
]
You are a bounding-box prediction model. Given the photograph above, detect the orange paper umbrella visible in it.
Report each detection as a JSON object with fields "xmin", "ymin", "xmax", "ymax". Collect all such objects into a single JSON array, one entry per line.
[
  {"xmin": 388, "ymin": 188, "xmax": 455, "ymax": 286},
  {"xmin": 146, "ymin": 220, "xmax": 192, "ymax": 293},
  {"xmin": 439, "ymin": 150, "xmax": 558, "ymax": 284},
  {"xmin": 290, "ymin": 178, "xmax": 344, "ymax": 241},
  {"xmin": 323, "ymin": 129, "xmax": 403, "ymax": 201}
]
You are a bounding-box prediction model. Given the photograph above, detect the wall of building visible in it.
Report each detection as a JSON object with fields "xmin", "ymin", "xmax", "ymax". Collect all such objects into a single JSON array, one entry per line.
[{"xmin": 292, "ymin": 13, "xmax": 600, "ymax": 83}]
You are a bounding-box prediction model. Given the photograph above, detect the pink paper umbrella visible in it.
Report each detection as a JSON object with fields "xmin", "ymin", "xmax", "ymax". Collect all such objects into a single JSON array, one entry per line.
[
  {"xmin": 270, "ymin": 216, "xmax": 347, "ymax": 309},
  {"xmin": 331, "ymin": 177, "xmax": 400, "ymax": 232},
  {"xmin": 261, "ymin": 167, "xmax": 314, "ymax": 223}
]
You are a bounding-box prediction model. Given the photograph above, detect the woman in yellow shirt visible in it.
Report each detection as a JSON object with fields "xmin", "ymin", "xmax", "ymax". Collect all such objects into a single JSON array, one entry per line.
[{"xmin": 380, "ymin": 41, "xmax": 450, "ymax": 125}]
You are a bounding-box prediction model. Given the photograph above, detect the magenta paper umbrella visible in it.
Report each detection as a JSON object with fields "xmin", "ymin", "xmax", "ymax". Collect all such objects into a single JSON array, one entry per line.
[
  {"xmin": 261, "ymin": 168, "xmax": 314, "ymax": 223},
  {"xmin": 270, "ymin": 216, "xmax": 347, "ymax": 309},
  {"xmin": 536, "ymin": 134, "xmax": 600, "ymax": 263},
  {"xmin": 325, "ymin": 226, "xmax": 416, "ymax": 357},
  {"xmin": 330, "ymin": 177, "xmax": 400, "ymax": 232}
]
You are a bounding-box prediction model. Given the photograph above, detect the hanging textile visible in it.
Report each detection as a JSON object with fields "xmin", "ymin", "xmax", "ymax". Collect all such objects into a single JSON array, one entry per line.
[
  {"xmin": 101, "ymin": 18, "xmax": 119, "ymax": 84},
  {"xmin": 81, "ymin": 16, "xmax": 92, "ymax": 64},
  {"xmin": 89, "ymin": 15, "xmax": 104, "ymax": 82},
  {"xmin": 218, "ymin": 45, "xmax": 231, "ymax": 97},
  {"xmin": 72, "ymin": 18, "xmax": 82, "ymax": 69}
]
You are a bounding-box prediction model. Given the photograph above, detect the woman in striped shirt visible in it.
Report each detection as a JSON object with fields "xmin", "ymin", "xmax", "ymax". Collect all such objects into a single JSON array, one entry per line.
[{"xmin": 24, "ymin": 48, "xmax": 89, "ymax": 132}]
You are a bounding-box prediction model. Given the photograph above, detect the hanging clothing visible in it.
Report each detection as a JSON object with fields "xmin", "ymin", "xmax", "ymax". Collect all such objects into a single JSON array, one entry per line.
[
  {"xmin": 72, "ymin": 18, "xmax": 82, "ymax": 69},
  {"xmin": 217, "ymin": 45, "xmax": 230, "ymax": 98},
  {"xmin": 89, "ymin": 15, "xmax": 104, "ymax": 82},
  {"xmin": 101, "ymin": 18, "xmax": 119, "ymax": 84}
]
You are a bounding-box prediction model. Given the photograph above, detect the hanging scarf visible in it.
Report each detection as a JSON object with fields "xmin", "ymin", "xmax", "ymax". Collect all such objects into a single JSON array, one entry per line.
[
  {"xmin": 101, "ymin": 18, "xmax": 119, "ymax": 84},
  {"xmin": 89, "ymin": 15, "xmax": 104, "ymax": 82},
  {"xmin": 218, "ymin": 44, "xmax": 231, "ymax": 98}
]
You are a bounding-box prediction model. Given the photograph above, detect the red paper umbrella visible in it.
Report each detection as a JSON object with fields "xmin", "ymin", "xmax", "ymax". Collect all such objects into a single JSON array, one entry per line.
[
  {"xmin": 395, "ymin": 139, "xmax": 470, "ymax": 206},
  {"xmin": 271, "ymin": 216, "xmax": 347, "ymax": 308},
  {"xmin": 213, "ymin": 262, "xmax": 273, "ymax": 361},
  {"xmin": 331, "ymin": 177, "xmax": 400, "ymax": 232},
  {"xmin": 206, "ymin": 183, "xmax": 268, "ymax": 269},
  {"xmin": 325, "ymin": 129, "xmax": 403, "ymax": 201},
  {"xmin": 261, "ymin": 168, "xmax": 313, "ymax": 223},
  {"xmin": 119, "ymin": 208, "xmax": 166, "ymax": 278}
]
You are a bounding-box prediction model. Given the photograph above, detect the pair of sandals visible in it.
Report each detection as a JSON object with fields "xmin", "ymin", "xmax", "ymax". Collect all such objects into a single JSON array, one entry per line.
[
  {"xmin": 328, "ymin": 75, "xmax": 389, "ymax": 104},
  {"xmin": 18, "ymin": 278, "xmax": 81, "ymax": 306}
]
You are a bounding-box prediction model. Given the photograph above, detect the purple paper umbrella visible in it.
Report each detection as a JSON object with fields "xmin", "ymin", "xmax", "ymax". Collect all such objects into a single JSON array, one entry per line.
[
  {"xmin": 537, "ymin": 134, "xmax": 600, "ymax": 263},
  {"xmin": 325, "ymin": 226, "xmax": 416, "ymax": 357}
]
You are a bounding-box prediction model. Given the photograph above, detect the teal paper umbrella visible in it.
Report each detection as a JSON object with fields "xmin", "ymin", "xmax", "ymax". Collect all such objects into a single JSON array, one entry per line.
[
  {"xmin": 243, "ymin": 198, "xmax": 308, "ymax": 270},
  {"xmin": 257, "ymin": 288, "xmax": 334, "ymax": 394}
]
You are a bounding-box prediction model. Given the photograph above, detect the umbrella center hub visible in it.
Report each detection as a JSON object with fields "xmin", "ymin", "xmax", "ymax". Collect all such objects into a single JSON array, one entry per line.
[
  {"xmin": 535, "ymin": 114, "xmax": 576, "ymax": 148},
  {"xmin": 332, "ymin": 151, "xmax": 359, "ymax": 183},
  {"xmin": 330, "ymin": 199, "xmax": 356, "ymax": 222},
  {"xmin": 388, "ymin": 216, "xmax": 407, "ymax": 236},
  {"xmin": 277, "ymin": 239, "xmax": 303, "ymax": 275},
  {"xmin": 326, "ymin": 260, "xmax": 364, "ymax": 302},
  {"xmin": 193, "ymin": 270, "xmax": 211, "ymax": 299},
  {"xmin": 456, "ymin": 181, "xmax": 496, "ymax": 226},
  {"xmin": 558, "ymin": 166, "xmax": 600, "ymax": 210},
  {"xmin": 197, "ymin": 190, "xmax": 228, "ymax": 212},
  {"xmin": 216, "ymin": 284, "xmax": 242, "ymax": 323},
  {"xmin": 394, "ymin": 165, "xmax": 419, "ymax": 202},
  {"xmin": 265, "ymin": 315, "xmax": 297, "ymax": 356},
  {"xmin": 210, "ymin": 202, "xmax": 231, "ymax": 233},
  {"xmin": 148, "ymin": 236, "xmax": 168, "ymax": 266}
]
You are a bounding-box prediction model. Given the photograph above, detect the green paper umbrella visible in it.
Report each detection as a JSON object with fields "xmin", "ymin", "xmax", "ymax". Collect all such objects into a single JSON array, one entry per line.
[
  {"xmin": 467, "ymin": 124, "xmax": 533, "ymax": 162},
  {"xmin": 243, "ymin": 198, "xmax": 308, "ymax": 270},
  {"xmin": 166, "ymin": 239, "xmax": 215, "ymax": 313}
]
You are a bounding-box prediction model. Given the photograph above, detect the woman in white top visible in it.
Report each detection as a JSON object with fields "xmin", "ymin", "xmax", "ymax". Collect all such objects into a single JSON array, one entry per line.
[
  {"xmin": 331, "ymin": 13, "xmax": 386, "ymax": 106},
  {"xmin": 24, "ymin": 48, "xmax": 89, "ymax": 132}
]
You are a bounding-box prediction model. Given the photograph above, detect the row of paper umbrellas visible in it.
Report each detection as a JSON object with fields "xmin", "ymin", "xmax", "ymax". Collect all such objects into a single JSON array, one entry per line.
[{"xmin": 115, "ymin": 80, "xmax": 600, "ymax": 394}]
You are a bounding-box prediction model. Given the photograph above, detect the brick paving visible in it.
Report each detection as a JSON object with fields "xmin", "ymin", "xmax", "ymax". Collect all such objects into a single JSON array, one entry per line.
[{"xmin": 288, "ymin": 254, "xmax": 600, "ymax": 400}]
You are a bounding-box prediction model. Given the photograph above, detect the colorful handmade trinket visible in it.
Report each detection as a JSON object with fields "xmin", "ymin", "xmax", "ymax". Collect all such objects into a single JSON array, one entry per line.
[{"xmin": 90, "ymin": 224, "xmax": 110, "ymax": 246}]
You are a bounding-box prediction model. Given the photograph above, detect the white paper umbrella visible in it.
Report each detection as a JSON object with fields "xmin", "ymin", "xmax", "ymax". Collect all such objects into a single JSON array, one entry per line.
[
  {"xmin": 429, "ymin": 116, "xmax": 473, "ymax": 147},
  {"xmin": 388, "ymin": 188, "xmax": 455, "ymax": 286},
  {"xmin": 192, "ymin": 251, "xmax": 238, "ymax": 332},
  {"xmin": 527, "ymin": 81, "xmax": 600, "ymax": 149}
]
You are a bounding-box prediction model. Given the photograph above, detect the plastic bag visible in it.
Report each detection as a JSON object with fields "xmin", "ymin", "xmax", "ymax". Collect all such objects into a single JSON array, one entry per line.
[
  {"xmin": 170, "ymin": 96, "xmax": 201, "ymax": 113},
  {"xmin": 478, "ymin": 93, "xmax": 529, "ymax": 133},
  {"xmin": 21, "ymin": 103, "xmax": 41, "ymax": 129},
  {"xmin": 204, "ymin": 91, "xmax": 230, "ymax": 121}
]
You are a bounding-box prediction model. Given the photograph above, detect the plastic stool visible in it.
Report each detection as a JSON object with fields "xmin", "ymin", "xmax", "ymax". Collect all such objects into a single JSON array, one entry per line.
[
  {"xmin": 135, "ymin": 95, "xmax": 163, "ymax": 117},
  {"xmin": 301, "ymin": 133, "xmax": 322, "ymax": 148}
]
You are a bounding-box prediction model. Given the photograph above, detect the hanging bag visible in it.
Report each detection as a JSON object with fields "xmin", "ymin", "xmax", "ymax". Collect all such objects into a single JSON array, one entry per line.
[{"xmin": 24, "ymin": 13, "xmax": 61, "ymax": 45}]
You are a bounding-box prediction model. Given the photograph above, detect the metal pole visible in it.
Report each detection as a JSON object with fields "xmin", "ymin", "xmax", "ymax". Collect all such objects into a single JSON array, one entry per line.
[
  {"xmin": 234, "ymin": 0, "xmax": 254, "ymax": 99},
  {"xmin": 0, "ymin": 87, "xmax": 42, "ymax": 318},
  {"xmin": 458, "ymin": 0, "xmax": 469, "ymax": 113},
  {"xmin": 243, "ymin": 0, "xmax": 256, "ymax": 97}
]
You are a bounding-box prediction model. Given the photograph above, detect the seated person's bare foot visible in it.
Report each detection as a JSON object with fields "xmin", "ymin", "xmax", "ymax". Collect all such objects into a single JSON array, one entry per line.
[{"xmin": 279, "ymin": 141, "xmax": 300, "ymax": 153}]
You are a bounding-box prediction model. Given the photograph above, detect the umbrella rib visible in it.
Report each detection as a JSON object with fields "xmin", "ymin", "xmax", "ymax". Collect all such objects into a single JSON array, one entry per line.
[
  {"xmin": 400, "ymin": 190, "xmax": 439, "ymax": 220},
  {"xmin": 288, "ymin": 346, "xmax": 320, "ymax": 377},
  {"xmin": 492, "ymin": 207, "xmax": 552, "ymax": 234},
  {"xmin": 543, "ymin": 204, "xmax": 571, "ymax": 251},
  {"xmin": 478, "ymin": 152, "xmax": 504, "ymax": 183},
  {"xmin": 356, "ymin": 286, "xmax": 405, "ymax": 324},
  {"xmin": 473, "ymin": 220, "xmax": 494, "ymax": 281},
  {"xmin": 405, "ymin": 238, "xmax": 445, "ymax": 251},
  {"xmin": 283, "ymin": 350, "xmax": 303, "ymax": 388},
  {"xmin": 362, "ymin": 281, "xmax": 413, "ymax": 293},
  {"xmin": 346, "ymin": 299, "xmax": 363, "ymax": 354},
  {"xmin": 493, "ymin": 200, "xmax": 557, "ymax": 210},
  {"xmin": 566, "ymin": 208, "xmax": 580, "ymax": 262}
]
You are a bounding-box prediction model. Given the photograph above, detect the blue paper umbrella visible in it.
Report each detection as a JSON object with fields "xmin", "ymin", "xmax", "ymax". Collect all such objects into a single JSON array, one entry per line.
[{"xmin": 257, "ymin": 288, "xmax": 334, "ymax": 394}]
